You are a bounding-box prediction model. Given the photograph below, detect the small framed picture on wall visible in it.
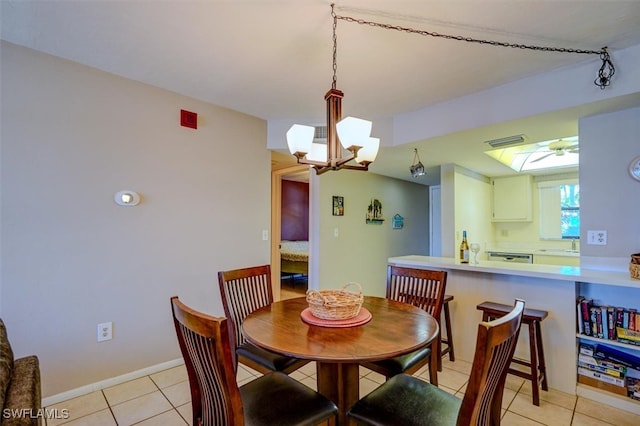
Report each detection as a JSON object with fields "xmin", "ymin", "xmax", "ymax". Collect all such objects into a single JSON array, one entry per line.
[{"xmin": 332, "ymin": 196, "xmax": 344, "ymax": 216}]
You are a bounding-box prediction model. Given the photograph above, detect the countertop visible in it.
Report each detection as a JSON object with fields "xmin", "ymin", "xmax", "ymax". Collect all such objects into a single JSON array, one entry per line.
[{"xmin": 388, "ymin": 255, "xmax": 640, "ymax": 288}]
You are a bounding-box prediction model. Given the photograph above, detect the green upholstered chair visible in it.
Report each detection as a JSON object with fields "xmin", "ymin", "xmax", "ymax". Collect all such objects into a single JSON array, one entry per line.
[
  {"xmin": 218, "ymin": 264, "xmax": 309, "ymax": 374},
  {"xmin": 170, "ymin": 296, "xmax": 337, "ymax": 426},
  {"xmin": 348, "ymin": 299, "xmax": 525, "ymax": 426},
  {"xmin": 360, "ymin": 265, "xmax": 447, "ymax": 385}
]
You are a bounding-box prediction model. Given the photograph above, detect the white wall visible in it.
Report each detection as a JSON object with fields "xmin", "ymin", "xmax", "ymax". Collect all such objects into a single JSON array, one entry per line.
[
  {"xmin": 453, "ymin": 167, "xmax": 492, "ymax": 257},
  {"xmin": 579, "ymin": 107, "xmax": 640, "ymax": 259},
  {"xmin": 311, "ymin": 170, "xmax": 429, "ymax": 297},
  {"xmin": 439, "ymin": 164, "xmax": 493, "ymax": 258},
  {"xmin": 1, "ymin": 42, "xmax": 271, "ymax": 397}
]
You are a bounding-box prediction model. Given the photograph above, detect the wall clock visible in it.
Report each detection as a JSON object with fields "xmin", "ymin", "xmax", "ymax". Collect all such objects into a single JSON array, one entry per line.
[{"xmin": 630, "ymin": 156, "xmax": 640, "ymax": 182}]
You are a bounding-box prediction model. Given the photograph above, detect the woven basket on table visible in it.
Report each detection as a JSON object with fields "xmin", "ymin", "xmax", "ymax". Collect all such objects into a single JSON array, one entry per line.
[
  {"xmin": 630, "ymin": 253, "xmax": 640, "ymax": 280},
  {"xmin": 306, "ymin": 282, "xmax": 363, "ymax": 320}
]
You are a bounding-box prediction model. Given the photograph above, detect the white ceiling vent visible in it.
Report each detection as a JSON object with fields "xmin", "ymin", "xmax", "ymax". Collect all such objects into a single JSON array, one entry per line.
[
  {"xmin": 484, "ymin": 134, "xmax": 526, "ymax": 149},
  {"xmin": 314, "ymin": 126, "xmax": 327, "ymax": 141}
]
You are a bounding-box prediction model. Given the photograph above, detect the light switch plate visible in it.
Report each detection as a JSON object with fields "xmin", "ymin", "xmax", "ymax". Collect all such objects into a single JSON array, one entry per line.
[{"xmin": 587, "ymin": 230, "xmax": 607, "ymax": 245}]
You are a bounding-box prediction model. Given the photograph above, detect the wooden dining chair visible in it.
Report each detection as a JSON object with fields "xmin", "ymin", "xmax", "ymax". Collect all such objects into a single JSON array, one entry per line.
[
  {"xmin": 360, "ymin": 265, "xmax": 447, "ymax": 385},
  {"xmin": 218, "ymin": 264, "xmax": 309, "ymax": 374},
  {"xmin": 170, "ymin": 296, "xmax": 338, "ymax": 426},
  {"xmin": 348, "ymin": 299, "xmax": 525, "ymax": 426}
]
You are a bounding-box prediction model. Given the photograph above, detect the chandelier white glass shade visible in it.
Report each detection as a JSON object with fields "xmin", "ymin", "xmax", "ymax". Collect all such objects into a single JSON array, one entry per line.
[{"xmin": 355, "ymin": 137, "xmax": 380, "ymax": 164}]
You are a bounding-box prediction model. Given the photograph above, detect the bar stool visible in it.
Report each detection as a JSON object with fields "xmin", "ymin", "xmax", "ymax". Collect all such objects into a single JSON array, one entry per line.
[
  {"xmin": 476, "ymin": 301, "xmax": 548, "ymax": 406},
  {"xmin": 438, "ymin": 294, "xmax": 455, "ymax": 371}
]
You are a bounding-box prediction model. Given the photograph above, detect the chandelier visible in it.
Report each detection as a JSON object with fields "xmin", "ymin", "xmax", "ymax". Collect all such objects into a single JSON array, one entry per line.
[{"xmin": 286, "ymin": 4, "xmax": 379, "ymax": 175}]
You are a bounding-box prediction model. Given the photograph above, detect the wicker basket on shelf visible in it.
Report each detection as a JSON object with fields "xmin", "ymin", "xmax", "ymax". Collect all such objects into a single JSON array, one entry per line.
[
  {"xmin": 306, "ymin": 282, "xmax": 363, "ymax": 320},
  {"xmin": 630, "ymin": 253, "xmax": 640, "ymax": 280}
]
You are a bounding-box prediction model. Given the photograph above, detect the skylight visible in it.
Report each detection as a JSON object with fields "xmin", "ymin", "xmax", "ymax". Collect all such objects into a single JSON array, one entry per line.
[{"xmin": 484, "ymin": 136, "xmax": 579, "ymax": 172}]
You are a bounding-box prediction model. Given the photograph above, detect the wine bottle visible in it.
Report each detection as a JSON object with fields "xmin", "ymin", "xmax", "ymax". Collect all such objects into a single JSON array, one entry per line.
[{"xmin": 459, "ymin": 230, "xmax": 469, "ymax": 263}]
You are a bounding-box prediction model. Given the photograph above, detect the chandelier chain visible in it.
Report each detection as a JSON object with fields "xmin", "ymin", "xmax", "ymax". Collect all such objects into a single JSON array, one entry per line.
[
  {"xmin": 331, "ymin": 4, "xmax": 338, "ymax": 90},
  {"xmin": 334, "ymin": 13, "xmax": 604, "ymax": 54},
  {"xmin": 333, "ymin": 9, "xmax": 614, "ymax": 89}
]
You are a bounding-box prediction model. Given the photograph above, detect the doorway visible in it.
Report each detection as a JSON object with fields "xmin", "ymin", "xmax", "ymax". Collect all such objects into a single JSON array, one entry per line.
[{"xmin": 270, "ymin": 162, "xmax": 309, "ymax": 300}]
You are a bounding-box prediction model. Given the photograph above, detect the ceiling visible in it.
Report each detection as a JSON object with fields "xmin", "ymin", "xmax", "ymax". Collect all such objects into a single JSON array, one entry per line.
[{"xmin": 3, "ymin": 1, "xmax": 640, "ymax": 185}]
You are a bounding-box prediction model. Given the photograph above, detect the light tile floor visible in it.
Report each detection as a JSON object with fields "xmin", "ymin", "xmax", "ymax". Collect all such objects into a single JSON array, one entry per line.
[
  {"xmin": 44, "ymin": 286, "xmax": 640, "ymax": 425},
  {"xmin": 44, "ymin": 358, "xmax": 640, "ymax": 425}
]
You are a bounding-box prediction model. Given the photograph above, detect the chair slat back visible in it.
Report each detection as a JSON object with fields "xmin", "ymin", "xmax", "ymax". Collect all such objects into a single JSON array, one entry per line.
[
  {"xmin": 171, "ymin": 296, "xmax": 244, "ymax": 426},
  {"xmin": 218, "ymin": 265, "xmax": 273, "ymax": 347},
  {"xmin": 457, "ymin": 299, "xmax": 525, "ymax": 426},
  {"xmin": 387, "ymin": 265, "xmax": 448, "ymax": 320}
]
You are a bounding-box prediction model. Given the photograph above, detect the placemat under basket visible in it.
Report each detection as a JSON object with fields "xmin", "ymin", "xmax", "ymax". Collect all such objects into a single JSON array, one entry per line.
[
  {"xmin": 306, "ymin": 282, "xmax": 364, "ymax": 320},
  {"xmin": 630, "ymin": 253, "xmax": 640, "ymax": 280}
]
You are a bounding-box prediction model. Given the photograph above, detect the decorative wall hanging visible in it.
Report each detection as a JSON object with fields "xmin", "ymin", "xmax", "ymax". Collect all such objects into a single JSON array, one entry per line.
[
  {"xmin": 366, "ymin": 199, "xmax": 384, "ymax": 224},
  {"xmin": 392, "ymin": 214, "xmax": 404, "ymax": 229},
  {"xmin": 332, "ymin": 196, "xmax": 344, "ymax": 216}
]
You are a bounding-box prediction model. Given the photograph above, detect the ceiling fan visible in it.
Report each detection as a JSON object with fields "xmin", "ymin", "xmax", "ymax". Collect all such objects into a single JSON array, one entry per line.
[{"xmin": 531, "ymin": 140, "xmax": 579, "ymax": 163}]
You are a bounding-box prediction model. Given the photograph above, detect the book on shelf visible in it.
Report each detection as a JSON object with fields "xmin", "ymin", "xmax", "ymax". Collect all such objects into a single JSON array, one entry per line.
[
  {"xmin": 601, "ymin": 306, "xmax": 609, "ymax": 340},
  {"xmin": 591, "ymin": 307, "xmax": 602, "ymax": 339},
  {"xmin": 616, "ymin": 307, "xmax": 625, "ymax": 331},
  {"xmin": 577, "ymin": 366, "xmax": 628, "ymax": 396},
  {"xmin": 577, "ymin": 297, "xmax": 585, "ymax": 334},
  {"xmin": 594, "ymin": 342, "xmax": 640, "ymax": 371},
  {"xmin": 577, "ymin": 373, "xmax": 628, "ymax": 396},
  {"xmin": 577, "ymin": 297, "xmax": 591, "ymax": 336},
  {"xmin": 617, "ymin": 327, "xmax": 640, "ymax": 346},
  {"xmin": 577, "ymin": 366, "xmax": 625, "ymax": 387},
  {"xmin": 579, "ymin": 342, "xmax": 596, "ymax": 357},
  {"xmin": 607, "ymin": 307, "xmax": 615, "ymax": 340},
  {"xmin": 623, "ymin": 310, "xmax": 629, "ymax": 329},
  {"xmin": 578, "ymin": 354, "xmax": 626, "ymax": 377}
]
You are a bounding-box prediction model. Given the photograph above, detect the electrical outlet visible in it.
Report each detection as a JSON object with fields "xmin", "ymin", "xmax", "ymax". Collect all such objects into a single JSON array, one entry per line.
[
  {"xmin": 97, "ymin": 322, "xmax": 113, "ymax": 342},
  {"xmin": 587, "ymin": 230, "xmax": 607, "ymax": 245}
]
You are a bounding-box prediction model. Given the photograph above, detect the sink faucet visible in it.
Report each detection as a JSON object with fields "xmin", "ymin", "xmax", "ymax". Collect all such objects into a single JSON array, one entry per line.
[{"xmin": 571, "ymin": 239, "xmax": 577, "ymax": 251}]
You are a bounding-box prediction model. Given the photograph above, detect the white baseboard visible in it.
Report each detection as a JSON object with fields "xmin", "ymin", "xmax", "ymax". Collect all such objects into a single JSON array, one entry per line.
[{"xmin": 42, "ymin": 358, "xmax": 185, "ymax": 407}]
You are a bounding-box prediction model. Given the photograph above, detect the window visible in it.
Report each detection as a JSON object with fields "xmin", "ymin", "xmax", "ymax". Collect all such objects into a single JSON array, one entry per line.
[
  {"xmin": 538, "ymin": 179, "xmax": 580, "ymax": 240},
  {"xmin": 560, "ymin": 184, "xmax": 580, "ymax": 239}
]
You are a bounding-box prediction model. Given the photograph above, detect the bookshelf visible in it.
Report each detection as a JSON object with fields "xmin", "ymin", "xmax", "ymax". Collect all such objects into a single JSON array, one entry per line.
[{"xmin": 576, "ymin": 282, "xmax": 640, "ymax": 413}]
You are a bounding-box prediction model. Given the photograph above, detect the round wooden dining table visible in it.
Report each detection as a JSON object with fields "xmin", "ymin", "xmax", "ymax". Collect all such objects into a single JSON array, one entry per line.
[{"xmin": 242, "ymin": 295, "xmax": 439, "ymax": 425}]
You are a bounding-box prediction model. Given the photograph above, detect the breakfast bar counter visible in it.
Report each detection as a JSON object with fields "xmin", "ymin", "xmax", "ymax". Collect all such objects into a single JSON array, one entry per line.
[{"xmin": 388, "ymin": 255, "xmax": 640, "ymax": 397}]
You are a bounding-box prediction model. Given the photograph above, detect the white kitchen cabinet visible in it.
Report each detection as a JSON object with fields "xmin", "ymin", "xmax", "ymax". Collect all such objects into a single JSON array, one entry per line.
[{"xmin": 491, "ymin": 175, "xmax": 533, "ymax": 222}]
